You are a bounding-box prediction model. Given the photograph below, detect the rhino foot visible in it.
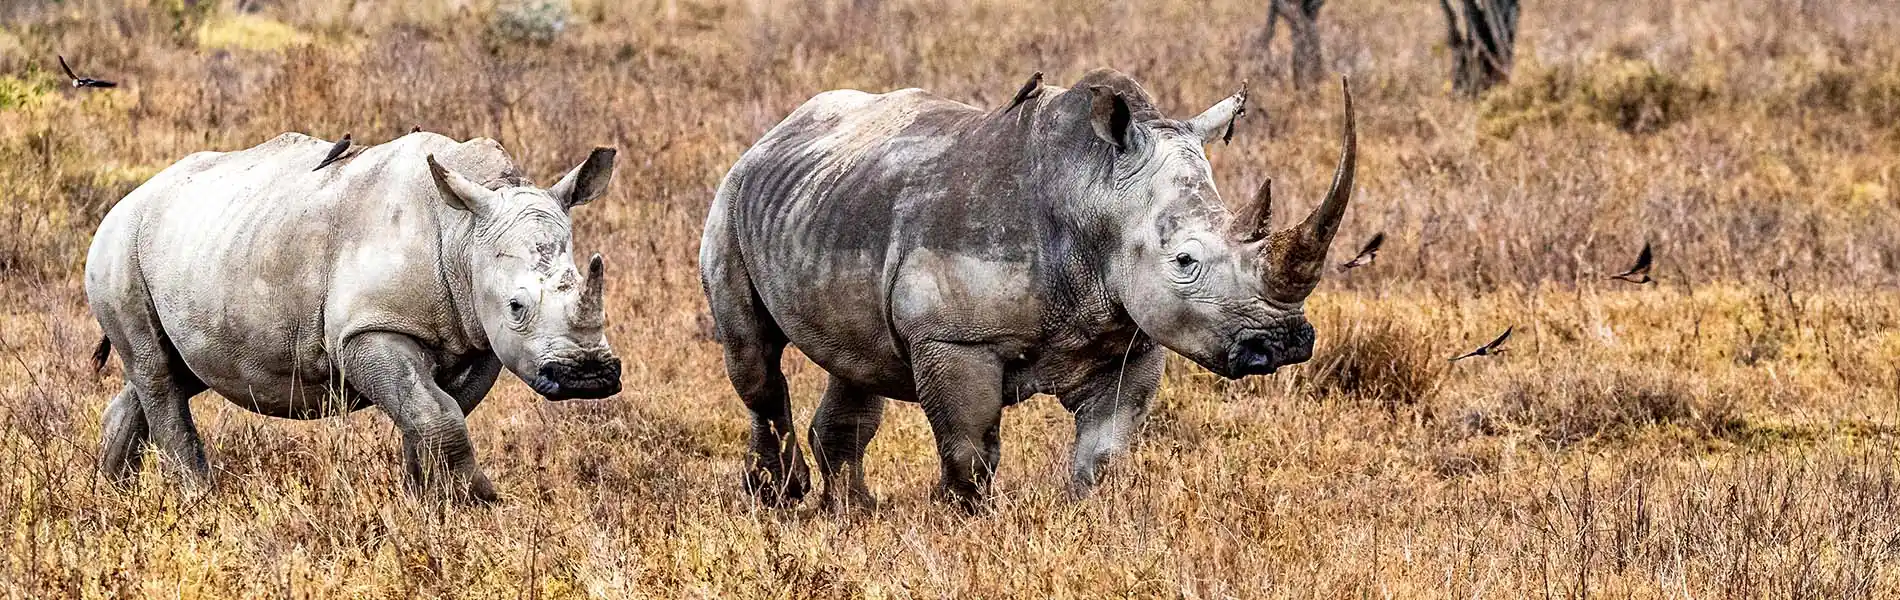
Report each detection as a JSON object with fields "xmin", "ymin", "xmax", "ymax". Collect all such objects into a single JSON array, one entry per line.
[{"xmin": 743, "ymin": 453, "xmax": 810, "ymax": 508}]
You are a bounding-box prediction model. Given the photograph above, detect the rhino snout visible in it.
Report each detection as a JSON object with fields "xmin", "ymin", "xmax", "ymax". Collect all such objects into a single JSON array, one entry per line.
[
  {"xmin": 1222, "ymin": 321, "xmax": 1316, "ymax": 379},
  {"xmin": 529, "ymin": 352, "xmax": 622, "ymax": 400}
]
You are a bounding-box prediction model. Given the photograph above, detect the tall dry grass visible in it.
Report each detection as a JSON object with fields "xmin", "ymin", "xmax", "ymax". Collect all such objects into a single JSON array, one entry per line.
[{"xmin": 2, "ymin": 0, "xmax": 1900, "ymax": 597}]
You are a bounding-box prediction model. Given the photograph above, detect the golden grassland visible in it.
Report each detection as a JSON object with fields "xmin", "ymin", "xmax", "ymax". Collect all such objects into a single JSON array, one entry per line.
[{"xmin": 2, "ymin": 0, "xmax": 1900, "ymax": 596}]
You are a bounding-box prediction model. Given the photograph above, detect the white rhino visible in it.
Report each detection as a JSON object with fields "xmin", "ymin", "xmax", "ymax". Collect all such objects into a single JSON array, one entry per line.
[
  {"xmin": 85, "ymin": 132, "xmax": 620, "ymax": 502},
  {"xmin": 701, "ymin": 69, "xmax": 1356, "ymax": 510}
]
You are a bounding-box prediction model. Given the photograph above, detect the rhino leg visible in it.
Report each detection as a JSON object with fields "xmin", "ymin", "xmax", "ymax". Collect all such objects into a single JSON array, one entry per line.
[
  {"xmin": 809, "ymin": 376, "xmax": 885, "ymax": 512},
  {"xmin": 912, "ymin": 342, "xmax": 1005, "ymax": 512},
  {"xmin": 98, "ymin": 385, "xmax": 149, "ymax": 485},
  {"xmin": 1062, "ymin": 347, "xmax": 1164, "ymax": 494},
  {"xmin": 341, "ymin": 332, "xmax": 496, "ymax": 504},
  {"xmin": 111, "ymin": 320, "xmax": 211, "ymax": 488},
  {"xmin": 720, "ymin": 328, "xmax": 810, "ymax": 507}
]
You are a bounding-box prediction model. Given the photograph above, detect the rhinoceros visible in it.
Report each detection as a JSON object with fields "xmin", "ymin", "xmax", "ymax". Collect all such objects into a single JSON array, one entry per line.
[
  {"xmin": 700, "ymin": 69, "xmax": 1357, "ymax": 510},
  {"xmin": 85, "ymin": 132, "xmax": 622, "ymax": 502}
]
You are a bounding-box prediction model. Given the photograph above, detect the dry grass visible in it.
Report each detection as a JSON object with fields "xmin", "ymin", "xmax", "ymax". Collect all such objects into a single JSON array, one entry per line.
[{"xmin": 3, "ymin": 0, "xmax": 1900, "ymax": 596}]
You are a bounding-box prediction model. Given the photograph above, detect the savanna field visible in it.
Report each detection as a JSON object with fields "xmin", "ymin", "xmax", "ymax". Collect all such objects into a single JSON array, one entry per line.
[{"xmin": 3, "ymin": 0, "xmax": 1900, "ymax": 597}]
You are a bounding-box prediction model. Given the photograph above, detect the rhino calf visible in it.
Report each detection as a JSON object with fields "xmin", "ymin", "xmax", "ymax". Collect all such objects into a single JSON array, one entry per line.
[
  {"xmin": 702, "ymin": 70, "xmax": 1356, "ymax": 510},
  {"xmin": 85, "ymin": 132, "xmax": 621, "ymax": 502}
]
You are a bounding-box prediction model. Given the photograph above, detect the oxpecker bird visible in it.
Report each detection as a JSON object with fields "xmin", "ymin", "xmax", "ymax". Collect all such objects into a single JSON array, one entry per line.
[
  {"xmin": 1007, "ymin": 71, "xmax": 1043, "ymax": 112},
  {"xmin": 313, "ymin": 134, "xmax": 352, "ymax": 171},
  {"xmin": 1337, "ymin": 231, "xmax": 1385, "ymax": 272},
  {"xmin": 1609, "ymin": 242, "xmax": 1654, "ymax": 284},
  {"xmin": 58, "ymin": 56, "xmax": 117, "ymax": 88},
  {"xmin": 1450, "ymin": 327, "xmax": 1513, "ymax": 362}
]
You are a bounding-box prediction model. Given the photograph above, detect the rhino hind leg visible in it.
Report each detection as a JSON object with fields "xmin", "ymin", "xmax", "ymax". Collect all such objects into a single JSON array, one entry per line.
[
  {"xmin": 110, "ymin": 313, "xmax": 212, "ymax": 488},
  {"xmin": 706, "ymin": 279, "xmax": 809, "ymax": 506},
  {"xmin": 98, "ymin": 385, "xmax": 149, "ymax": 485},
  {"xmin": 809, "ymin": 376, "xmax": 885, "ymax": 512}
]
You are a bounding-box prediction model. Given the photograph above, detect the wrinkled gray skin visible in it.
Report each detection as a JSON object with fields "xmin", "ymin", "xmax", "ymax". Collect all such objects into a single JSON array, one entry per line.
[
  {"xmin": 701, "ymin": 69, "xmax": 1357, "ymax": 510},
  {"xmin": 85, "ymin": 132, "xmax": 622, "ymax": 503}
]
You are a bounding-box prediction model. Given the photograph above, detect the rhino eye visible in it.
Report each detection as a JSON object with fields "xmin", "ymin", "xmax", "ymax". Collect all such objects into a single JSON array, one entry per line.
[
  {"xmin": 507, "ymin": 298, "xmax": 528, "ymax": 319},
  {"xmin": 1174, "ymin": 253, "xmax": 1197, "ymax": 266}
]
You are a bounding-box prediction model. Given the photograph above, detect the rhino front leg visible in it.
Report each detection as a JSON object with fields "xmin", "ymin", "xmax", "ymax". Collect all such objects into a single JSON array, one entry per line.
[
  {"xmin": 912, "ymin": 341, "xmax": 1005, "ymax": 512},
  {"xmin": 341, "ymin": 332, "xmax": 496, "ymax": 503},
  {"xmin": 1062, "ymin": 346, "xmax": 1163, "ymax": 494}
]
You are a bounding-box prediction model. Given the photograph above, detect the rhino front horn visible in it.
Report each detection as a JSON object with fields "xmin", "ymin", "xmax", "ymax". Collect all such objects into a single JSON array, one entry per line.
[
  {"xmin": 1291, "ymin": 77, "xmax": 1357, "ymax": 269},
  {"xmin": 579, "ymin": 253, "xmax": 606, "ymax": 321}
]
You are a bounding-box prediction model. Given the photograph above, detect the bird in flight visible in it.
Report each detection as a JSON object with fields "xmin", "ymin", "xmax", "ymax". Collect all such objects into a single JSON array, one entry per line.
[
  {"xmin": 1609, "ymin": 241, "xmax": 1653, "ymax": 284},
  {"xmin": 313, "ymin": 134, "xmax": 352, "ymax": 171},
  {"xmin": 1450, "ymin": 326, "xmax": 1512, "ymax": 362},
  {"xmin": 58, "ymin": 56, "xmax": 117, "ymax": 88},
  {"xmin": 1337, "ymin": 231, "xmax": 1385, "ymax": 272}
]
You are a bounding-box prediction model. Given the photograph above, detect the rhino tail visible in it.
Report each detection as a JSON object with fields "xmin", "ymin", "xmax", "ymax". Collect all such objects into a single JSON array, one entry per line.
[{"xmin": 91, "ymin": 336, "xmax": 111, "ymax": 372}]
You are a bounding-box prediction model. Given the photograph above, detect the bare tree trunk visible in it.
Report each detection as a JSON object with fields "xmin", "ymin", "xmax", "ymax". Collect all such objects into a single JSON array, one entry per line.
[
  {"xmin": 1442, "ymin": 0, "xmax": 1519, "ymax": 96},
  {"xmin": 1266, "ymin": 0, "xmax": 1327, "ymax": 89}
]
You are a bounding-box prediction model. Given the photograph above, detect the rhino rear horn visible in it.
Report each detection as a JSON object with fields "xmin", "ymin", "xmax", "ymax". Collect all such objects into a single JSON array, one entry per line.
[
  {"xmin": 1290, "ymin": 77, "xmax": 1357, "ymax": 272},
  {"xmin": 1232, "ymin": 177, "xmax": 1273, "ymax": 243}
]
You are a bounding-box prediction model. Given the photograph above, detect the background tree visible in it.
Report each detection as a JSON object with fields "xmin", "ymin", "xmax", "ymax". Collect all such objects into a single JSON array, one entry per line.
[
  {"xmin": 1262, "ymin": 0, "xmax": 1327, "ymax": 89},
  {"xmin": 1441, "ymin": 0, "xmax": 1520, "ymax": 96}
]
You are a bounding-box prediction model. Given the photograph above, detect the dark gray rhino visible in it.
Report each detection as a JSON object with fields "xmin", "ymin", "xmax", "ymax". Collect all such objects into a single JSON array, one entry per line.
[
  {"xmin": 700, "ymin": 69, "xmax": 1357, "ymax": 510},
  {"xmin": 85, "ymin": 132, "xmax": 622, "ymax": 502}
]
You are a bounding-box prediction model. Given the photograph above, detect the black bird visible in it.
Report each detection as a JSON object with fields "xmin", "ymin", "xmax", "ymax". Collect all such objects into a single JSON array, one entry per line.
[
  {"xmin": 1007, "ymin": 71, "xmax": 1043, "ymax": 112},
  {"xmin": 1337, "ymin": 231, "xmax": 1385, "ymax": 272},
  {"xmin": 410, "ymin": 125, "xmax": 422, "ymax": 133},
  {"xmin": 1609, "ymin": 241, "xmax": 1654, "ymax": 284},
  {"xmin": 313, "ymin": 134, "xmax": 352, "ymax": 171},
  {"xmin": 1450, "ymin": 326, "xmax": 1513, "ymax": 362},
  {"xmin": 58, "ymin": 56, "xmax": 117, "ymax": 89}
]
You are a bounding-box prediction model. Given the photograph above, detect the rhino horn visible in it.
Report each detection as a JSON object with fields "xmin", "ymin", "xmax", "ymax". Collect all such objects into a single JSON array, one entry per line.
[
  {"xmin": 1232, "ymin": 177, "xmax": 1272, "ymax": 243},
  {"xmin": 1288, "ymin": 77, "xmax": 1357, "ymax": 279},
  {"xmin": 578, "ymin": 253, "xmax": 606, "ymax": 326}
]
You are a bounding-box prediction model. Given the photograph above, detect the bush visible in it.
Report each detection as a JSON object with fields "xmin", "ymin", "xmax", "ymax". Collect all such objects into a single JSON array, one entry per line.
[
  {"xmin": 1488, "ymin": 366, "xmax": 1745, "ymax": 446},
  {"xmin": 1481, "ymin": 57, "xmax": 1712, "ymax": 136},
  {"xmin": 489, "ymin": 0, "xmax": 570, "ymax": 45},
  {"xmin": 1301, "ymin": 314, "xmax": 1442, "ymax": 408}
]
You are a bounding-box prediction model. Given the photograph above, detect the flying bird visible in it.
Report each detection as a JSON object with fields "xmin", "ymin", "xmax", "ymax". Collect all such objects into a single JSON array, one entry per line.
[
  {"xmin": 313, "ymin": 134, "xmax": 352, "ymax": 171},
  {"xmin": 58, "ymin": 56, "xmax": 117, "ymax": 88},
  {"xmin": 1337, "ymin": 231, "xmax": 1385, "ymax": 272},
  {"xmin": 1609, "ymin": 241, "xmax": 1654, "ymax": 284},
  {"xmin": 1449, "ymin": 326, "xmax": 1512, "ymax": 362}
]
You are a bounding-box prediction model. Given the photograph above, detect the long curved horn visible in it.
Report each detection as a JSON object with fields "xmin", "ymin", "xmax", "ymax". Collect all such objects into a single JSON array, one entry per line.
[{"xmin": 1292, "ymin": 77, "xmax": 1356, "ymax": 265}]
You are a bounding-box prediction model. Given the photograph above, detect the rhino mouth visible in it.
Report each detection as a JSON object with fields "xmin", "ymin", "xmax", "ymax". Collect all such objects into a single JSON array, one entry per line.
[
  {"xmin": 530, "ymin": 356, "xmax": 623, "ymax": 400},
  {"xmin": 1212, "ymin": 324, "xmax": 1316, "ymax": 380}
]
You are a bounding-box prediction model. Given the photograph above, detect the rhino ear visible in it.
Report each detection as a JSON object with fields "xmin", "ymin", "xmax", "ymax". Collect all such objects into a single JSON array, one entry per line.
[
  {"xmin": 550, "ymin": 147, "xmax": 617, "ymax": 210},
  {"xmin": 1187, "ymin": 81, "xmax": 1248, "ymax": 145},
  {"xmin": 426, "ymin": 154, "xmax": 500, "ymax": 216},
  {"xmin": 1088, "ymin": 86, "xmax": 1133, "ymax": 151}
]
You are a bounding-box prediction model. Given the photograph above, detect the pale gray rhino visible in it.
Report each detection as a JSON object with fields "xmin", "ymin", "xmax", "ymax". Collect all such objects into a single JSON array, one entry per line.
[
  {"xmin": 85, "ymin": 132, "xmax": 621, "ymax": 502},
  {"xmin": 700, "ymin": 69, "xmax": 1357, "ymax": 510}
]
